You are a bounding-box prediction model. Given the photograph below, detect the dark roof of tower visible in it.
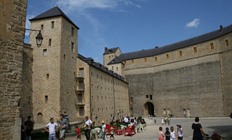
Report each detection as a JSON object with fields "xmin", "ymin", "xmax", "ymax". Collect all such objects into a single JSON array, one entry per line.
[
  {"xmin": 103, "ymin": 47, "xmax": 120, "ymax": 55},
  {"xmin": 78, "ymin": 54, "xmax": 127, "ymax": 83},
  {"xmin": 108, "ymin": 24, "xmax": 232, "ymax": 65},
  {"xmin": 30, "ymin": 6, "xmax": 79, "ymax": 29}
]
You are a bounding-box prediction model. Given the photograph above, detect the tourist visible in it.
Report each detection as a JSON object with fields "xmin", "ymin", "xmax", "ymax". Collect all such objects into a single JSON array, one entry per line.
[
  {"xmin": 161, "ymin": 117, "xmax": 164, "ymax": 125},
  {"xmin": 84, "ymin": 116, "xmax": 92, "ymax": 140},
  {"xmin": 177, "ymin": 125, "xmax": 183, "ymax": 140},
  {"xmin": 123, "ymin": 116, "xmax": 129, "ymax": 126},
  {"xmin": 165, "ymin": 127, "xmax": 171, "ymax": 140},
  {"xmin": 101, "ymin": 120, "xmax": 106, "ymax": 140},
  {"xmin": 158, "ymin": 126, "xmax": 165, "ymax": 140},
  {"xmin": 75, "ymin": 125, "xmax": 81, "ymax": 140},
  {"xmin": 58, "ymin": 114, "xmax": 68, "ymax": 140},
  {"xmin": 170, "ymin": 126, "xmax": 177, "ymax": 140},
  {"xmin": 45, "ymin": 118, "xmax": 58, "ymax": 140},
  {"xmin": 110, "ymin": 127, "xmax": 115, "ymax": 140},
  {"xmin": 192, "ymin": 117, "xmax": 205, "ymax": 140},
  {"xmin": 24, "ymin": 116, "xmax": 34, "ymax": 140}
]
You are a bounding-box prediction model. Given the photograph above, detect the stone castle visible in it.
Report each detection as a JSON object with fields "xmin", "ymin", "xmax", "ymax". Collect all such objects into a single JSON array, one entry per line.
[
  {"xmin": 1, "ymin": 2, "xmax": 232, "ymax": 139},
  {"xmin": 104, "ymin": 25, "xmax": 232, "ymax": 118},
  {"xmin": 27, "ymin": 7, "xmax": 129, "ymax": 125}
]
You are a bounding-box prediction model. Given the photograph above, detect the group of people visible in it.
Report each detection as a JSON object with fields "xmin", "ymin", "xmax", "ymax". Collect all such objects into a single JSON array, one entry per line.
[
  {"xmin": 158, "ymin": 125, "xmax": 183, "ymax": 140},
  {"xmin": 45, "ymin": 114, "xmax": 69, "ymax": 140},
  {"xmin": 158, "ymin": 117, "xmax": 206, "ymax": 140}
]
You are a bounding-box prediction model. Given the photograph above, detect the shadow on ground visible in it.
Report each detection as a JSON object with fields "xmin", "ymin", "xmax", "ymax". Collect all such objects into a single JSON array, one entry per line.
[{"xmin": 207, "ymin": 125, "xmax": 232, "ymax": 140}]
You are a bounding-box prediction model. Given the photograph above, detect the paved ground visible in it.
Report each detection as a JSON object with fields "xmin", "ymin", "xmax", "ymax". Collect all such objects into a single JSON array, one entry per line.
[{"xmin": 66, "ymin": 117, "xmax": 232, "ymax": 140}]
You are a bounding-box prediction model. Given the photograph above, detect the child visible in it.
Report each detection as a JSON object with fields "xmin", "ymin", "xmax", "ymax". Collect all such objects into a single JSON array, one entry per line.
[
  {"xmin": 165, "ymin": 127, "xmax": 171, "ymax": 140},
  {"xmin": 170, "ymin": 126, "xmax": 177, "ymax": 140},
  {"xmin": 75, "ymin": 125, "xmax": 81, "ymax": 140},
  {"xmin": 110, "ymin": 127, "xmax": 114, "ymax": 140},
  {"xmin": 158, "ymin": 127, "xmax": 165, "ymax": 140},
  {"xmin": 177, "ymin": 125, "xmax": 183, "ymax": 140}
]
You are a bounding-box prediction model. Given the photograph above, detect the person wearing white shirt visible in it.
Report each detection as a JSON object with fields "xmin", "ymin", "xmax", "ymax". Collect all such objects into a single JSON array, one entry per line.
[
  {"xmin": 101, "ymin": 121, "xmax": 106, "ymax": 140},
  {"xmin": 170, "ymin": 126, "xmax": 177, "ymax": 140},
  {"xmin": 84, "ymin": 116, "xmax": 92, "ymax": 140},
  {"xmin": 45, "ymin": 118, "xmax": 58, "ymax": 140}
]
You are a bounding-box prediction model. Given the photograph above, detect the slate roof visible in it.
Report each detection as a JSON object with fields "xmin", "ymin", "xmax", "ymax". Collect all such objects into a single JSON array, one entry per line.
[
  {"xmin": 103, "ymin": 47, "xmax": 120, "ymax": 55},
  {"xmin": 78, "ymin": 54, "xmax": 127, "ymax": 83},
  {"xmin": 108, "ymin": 24, "xmax": 232, "ymax": 65},
  {"xmin": 30, "ymin": 6, "xmax": 79, "ymax": 29}
]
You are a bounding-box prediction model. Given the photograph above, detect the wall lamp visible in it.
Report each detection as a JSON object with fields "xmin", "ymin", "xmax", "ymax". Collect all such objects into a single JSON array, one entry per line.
[{"xmin": 25, "ymin": 29, "xmax": 43, "ymax": 47}]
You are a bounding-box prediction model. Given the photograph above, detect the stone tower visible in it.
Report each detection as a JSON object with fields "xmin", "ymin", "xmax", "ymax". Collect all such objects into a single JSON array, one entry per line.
[
  {"xmin": 29, "ymin": 7, "xmax": 79, "ymax": 123},
  {"xmin": 103, "ymin": 47, "xmax": 124, "ymax": 76}
]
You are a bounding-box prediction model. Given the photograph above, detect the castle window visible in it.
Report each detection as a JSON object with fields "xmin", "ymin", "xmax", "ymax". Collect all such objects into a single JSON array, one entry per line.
[
  {"xmin": 179, "ymin": 51, "xmax": 182, "ymax": 56},
  {"xmin": 49, "ymin": 39, "xmax": 52, "ymax": 46},
  {"xmin": 193, "ymin": 47, "xmax": 197, "ymax": 53},
  {"xmin": 210, "ymin": 43, "xmax": 214, "ymax": 50},
  {"xmin": 144, "ymin": 58, "xmax": 147, "ymax": 62},
  {"xmin": 79, "ymin": 68, "xmax": 84, "ymax": 77},
  {"xmin": 46, "ymin": 74, "xmax": 49, "ymax": 79},
  {"xmin": 116, "ymin": 67, "xmax": 118, "ymax": 71},
  {"xmin": 150, "ymin": 95, "xmax": 152, "ymax": 100},
  {"xmin": 51, "ymin": 21, "xmax": 54, "ymax": 29},
  {"xmin": 43, "ymin": 49, "xmax": 47, "ymax": 56},
  {"xmin": 64, "ymin": 54, "xmax": 65, "ymax": 59},
  {"xmin": 132, "ymin": 59, "xmax": 134, "ymax": 63},
  {"xmin": 112, "ymin": 66, "xmax": 114, "ymax": 70},
  {"xmin": 79, "ymin": 107, "xmax": 84, "ymax": 116},
  {"xmin": 146, "ymin": 95, "xmax": 149, "ymax": 98},
  {"xmin": 71, "ymin": 42, "xmax": 74, "ymax": 52},
  {"xmin": 71, "ymin": 27, "xmax": 75, "ymax": 36},
  {"xmin": 77, "ymin": 94, "xmax": 82, "ymax": 103},
  {"xmin": 225, "ymin": 39, "xmax": 229, "ymax": 46},
  {"xmin": 166, "ymin": 54, "xmax": 169, "ymax": 59},
  {"xmin": 41, "ymin": 24, "xmax": 44, "ymax": 30},
  {"xmin": 45, "ymin": 95, "xmax": 48, "ymax": 103},
  {"xmin": 155, "ymin": 57, "xmax": 157, "ymax": 62}
]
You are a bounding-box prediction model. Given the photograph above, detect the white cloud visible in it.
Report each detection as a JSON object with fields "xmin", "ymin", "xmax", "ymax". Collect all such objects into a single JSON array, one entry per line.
[
  {"xmin": 186, "ymin": 18, "xmax": 200, "ymax": 28},
  {"xmin": 56, "ymin": 0, "xmax": 142, "ymax": 11}
]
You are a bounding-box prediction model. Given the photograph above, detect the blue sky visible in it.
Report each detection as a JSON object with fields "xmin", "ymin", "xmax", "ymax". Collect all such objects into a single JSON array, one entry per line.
[{"xmin": 26, "ymin": 0, "xmax": 232, "ymax": 63}]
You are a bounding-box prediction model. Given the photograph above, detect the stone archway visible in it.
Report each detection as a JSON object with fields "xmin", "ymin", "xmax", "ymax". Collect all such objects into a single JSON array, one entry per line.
[
  {"xmin": 144, "ymin": 102, "xmax": 155, "ymax": 116},
  {"xmin": 37, "ymin": 112, "xmax": 43, "ymax": 124}
]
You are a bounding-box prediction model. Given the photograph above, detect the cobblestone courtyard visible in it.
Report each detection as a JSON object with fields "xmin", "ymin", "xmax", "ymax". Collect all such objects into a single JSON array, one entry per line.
[{"xmin": 66, "ymin": 117, "xmax": 232, "ymax": 140}]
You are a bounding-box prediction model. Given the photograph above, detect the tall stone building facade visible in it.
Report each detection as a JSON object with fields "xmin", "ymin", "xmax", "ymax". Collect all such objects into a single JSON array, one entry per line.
[
  {"xmin": 29, "ymin": 7, "xmax": 79, "ymax": 123},
  {"xmin": 105, "ymin": 25, "xmax": 232, "ymax": 117},
  {"xmin": 0, "ymin": 0, "xmax": 28, "ymax": 139},
  {"xmin": 25, "ymin": 7, "xmax": 129, "ymax": 126},
  {"xmin": 77, "ymin": 54, "xmax": 129, "ymax": 125}
]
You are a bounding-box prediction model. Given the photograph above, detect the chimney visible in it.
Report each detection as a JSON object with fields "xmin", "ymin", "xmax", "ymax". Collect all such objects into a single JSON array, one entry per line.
[
  {"xmin": 104, "ymin": 47, "xmax": 108, "ymax": 52},
  {"xmin": 219, "ymin": 25, "xmax": 223, "ymax": 32}
]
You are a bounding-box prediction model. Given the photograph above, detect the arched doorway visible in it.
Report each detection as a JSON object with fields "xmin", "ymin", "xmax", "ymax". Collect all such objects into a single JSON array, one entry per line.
[
  {"xmin": 37, "ymin": 112, "xmax": 43, "ymax": 124},
  {"xmin": 144, "ymin": 102, "xmax": 155, "ymax": 116}
]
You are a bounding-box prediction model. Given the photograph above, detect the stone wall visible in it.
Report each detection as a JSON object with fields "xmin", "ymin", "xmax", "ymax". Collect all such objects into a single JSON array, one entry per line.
[
  {"xmin": 126, "ymin": 60, "xmax": 224, "ymax": 117},
  {"xmin": 0, "ymin": 0, "xmax": 27, "ymax": 139},
  {"xmin": 60, "ymin": 17, "xmax": 78, "ymax": 122},
  {"xmin": 21, "ymin": 44, "xmax": 33, "ymax": 120},
  {"xmin": 219, "ymin": 33, "xmax": 232, "ymax": 116},
  {"xmin": 123, "ymin": 32, "xmax": 232, "ymax": 117},
  {"xmin": 77, "ymin": 57, "xmax": 129, "ymax": 125},
  {"xmin": 76, "ymin": 57, "xmax": 91, "ymax": 120},
  {"xmin": 31, "ymin": 17, "xmax": 63, "ymax": 123}
]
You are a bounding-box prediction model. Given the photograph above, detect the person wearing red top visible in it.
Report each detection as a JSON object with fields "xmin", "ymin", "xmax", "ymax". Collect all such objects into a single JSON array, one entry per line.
[
  {"xmin": 158, "ymin": 126, "xmax": 165, "ymax": 140},
  {"xmin": 75, "ymin": 126, "xmax": 81, "ymax": 140}
]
